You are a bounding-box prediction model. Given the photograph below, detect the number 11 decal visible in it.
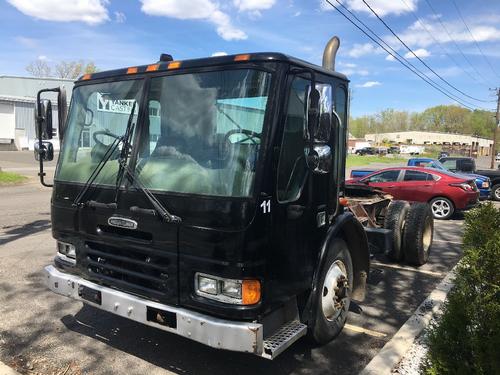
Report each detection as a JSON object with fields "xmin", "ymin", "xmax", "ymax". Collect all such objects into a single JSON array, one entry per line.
[{"xmin": 260, "ymin": 199, "xmax": 271, "ymax": 214}]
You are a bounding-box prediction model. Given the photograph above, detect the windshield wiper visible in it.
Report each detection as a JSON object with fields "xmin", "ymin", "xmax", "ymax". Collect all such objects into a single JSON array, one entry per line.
[
  {"xmin": 118, "ymin": 159, "xmax": 181, "ymax": 223},
  {"xmin": 73, "ymin": 101, "xmax": 137, "ymax": 209},
  {"xmin": 72, "ymin": 136, "xmax": 122, "ymax": 208}
]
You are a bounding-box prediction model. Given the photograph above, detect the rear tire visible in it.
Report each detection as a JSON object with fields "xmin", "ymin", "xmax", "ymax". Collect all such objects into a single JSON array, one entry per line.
[
  {"xmin": 429, "ymin": 197, "xmax": 454, "ymax": 220},
  {"xmin": 403, "ymin": 203, "xmax": 434, "ymax": 266},
  {"xmin": 308, "ymin": 239, "xmax": 353, "ymax": 345},
  {"xmin": 492, "ymin": 184, "xmax": 500, "ymax": 201},
  {"xmin": 383, "ymin": 200, "xmax": 410, "ymax": 262}
]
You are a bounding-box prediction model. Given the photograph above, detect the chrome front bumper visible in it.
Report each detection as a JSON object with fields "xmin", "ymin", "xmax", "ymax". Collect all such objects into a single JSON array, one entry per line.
[{"xmin": 44, "ymin": 265, "xmax": 264, "ymax": 355}]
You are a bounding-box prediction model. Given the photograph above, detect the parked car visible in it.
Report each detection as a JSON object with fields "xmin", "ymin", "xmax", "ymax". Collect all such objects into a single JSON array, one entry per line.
[
  {"xmin": 438, "ymin": 151, "xmax": 449, "ymax": 159},
  {"xmin": 355, "ymin": 147, "xmax": 377, "ymax": 155},
  {"xmin": 388, "ymin": 146, "xmax": 400, "ymax": 154},
  {"xmin": 407, "ymin": 158, "xmax": 491, "ymax": 200},
  {"xmin": 496, "ymin": 153, "xmax": 500, "ymax": 162},
  {"xmin": 439, "ymin": 157, "xmax": 500, "ymax": 201},
  {"xmin": 346, "ymin": 167, "xmax": 479, "ymax": 220}
]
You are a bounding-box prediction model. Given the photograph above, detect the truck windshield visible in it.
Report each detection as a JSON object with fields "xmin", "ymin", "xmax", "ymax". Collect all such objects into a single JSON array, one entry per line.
[
  {"xmin": 136, "ymin": 69, "xmax": 271, "ymax": 197},
  {"xmin": 56, "ymin": 69, "xmax": 272, "ymax": 198}
]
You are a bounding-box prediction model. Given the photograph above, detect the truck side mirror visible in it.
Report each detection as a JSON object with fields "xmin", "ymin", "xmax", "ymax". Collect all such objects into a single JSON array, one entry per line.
[
  {"xmin": 34, "ymin": 141, "xmax": 54, "ymax": 161},
  {"xmin": 306, "ymin": 144, "xmax": 332, "ymax": 174},
  {"xmin": 305, "ymin": 87, "xmax": 320, "ymax": 141},
  {"xmin": 304, "ymin": 84, "xmax": 335, "ymax": 174},
  {"xmin": 35, "ymin": 99, "xmax": 54, "ymax": 140}
]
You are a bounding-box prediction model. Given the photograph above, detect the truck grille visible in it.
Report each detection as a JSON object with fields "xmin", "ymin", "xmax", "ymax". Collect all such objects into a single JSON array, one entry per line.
[{"xmin": 84, "ymin": 241, "xmax": 172, "ymax": 299}]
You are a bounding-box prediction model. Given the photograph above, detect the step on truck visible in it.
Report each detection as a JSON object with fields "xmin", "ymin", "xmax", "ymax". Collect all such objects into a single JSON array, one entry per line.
[{"xmin": 34, "ymin": 37, "xmax": 373, "ymax": 359}]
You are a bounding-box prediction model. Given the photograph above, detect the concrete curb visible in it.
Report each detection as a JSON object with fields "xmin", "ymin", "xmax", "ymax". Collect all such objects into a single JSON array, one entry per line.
[
  {"xmin": 0, "ymin": 360, "xmax": 20, "ymax": 375},
  {"xmin": 360, "ymin": 265, "xmax": 457, "ymax": 375}
]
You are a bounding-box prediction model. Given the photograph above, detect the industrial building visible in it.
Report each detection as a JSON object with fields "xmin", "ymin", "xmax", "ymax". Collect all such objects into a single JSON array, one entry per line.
[
  {"xmin": 365, "ymin": 131, "xmax": 494, "ymax": 156},
  {"xmin": 0, "ymin": 75, "xmax": 74, "ymax": 151}
]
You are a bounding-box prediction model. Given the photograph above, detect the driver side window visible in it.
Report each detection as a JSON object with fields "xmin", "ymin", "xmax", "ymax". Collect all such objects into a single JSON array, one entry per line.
[{"xmin": 277, "ymin": 77, "xmax": 308, "ymax": 202}]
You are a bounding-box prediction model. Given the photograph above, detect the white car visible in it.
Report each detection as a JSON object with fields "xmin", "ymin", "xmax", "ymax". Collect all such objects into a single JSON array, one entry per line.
[{"xmin": 495, "ymin": 153, "xmax": 500, "ymax": 162}]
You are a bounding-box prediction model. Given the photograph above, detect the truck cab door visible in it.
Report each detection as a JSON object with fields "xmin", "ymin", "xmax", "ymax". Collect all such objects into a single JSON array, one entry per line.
[{"xmin": 272, "ymin": 76, "xmax": 320, "ymax": 297}]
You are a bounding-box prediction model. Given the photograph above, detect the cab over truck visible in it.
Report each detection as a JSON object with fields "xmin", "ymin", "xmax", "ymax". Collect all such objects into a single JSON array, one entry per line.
[{"xmin": 34, "ymin": 37, "xmax": 373, "ymax": 359}]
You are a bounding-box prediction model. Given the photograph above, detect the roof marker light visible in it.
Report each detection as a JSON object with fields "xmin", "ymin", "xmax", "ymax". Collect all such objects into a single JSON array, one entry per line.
[
  {"xmin": 234, "ymin": 54, "xmax": 251, "ymax": 62},
  {"xmin": 81, "ymin": 74, "xmax": 92, "ymax": 80},
  {"xmin": 146, "ymin": 64, "xmax": 159, "ymax": 72},
  {"xmin": 126, "ymin": 67, "xmax": 138, "ymax": 74},
  {"xmin": 168, "ymin": 61, "xmax": 181, "ymax": 69}
]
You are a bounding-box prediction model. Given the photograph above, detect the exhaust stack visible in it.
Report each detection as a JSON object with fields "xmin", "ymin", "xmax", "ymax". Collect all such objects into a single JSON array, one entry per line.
[{"xmin": 322, "ymin": 36, "xmax": 340, "ymax": 72}]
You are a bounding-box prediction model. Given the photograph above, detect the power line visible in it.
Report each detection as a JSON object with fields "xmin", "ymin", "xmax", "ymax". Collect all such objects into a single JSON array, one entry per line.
[
  {"xmin": 361, "ymin": 0, "xmax": 493, "ymax": 103},
  {"xmin": 323, "ymin": 0, "xmax": 489, "ymax": 111},
  {"xmin": 398, "ymin": 0, "xmax": 489, "ymax": 89},
  {"xmin": 449, "ymin": 0, "xmax": 500, "ymax": 80},
  {"xmin": 422, "ymin": 0, "xmax": 491, "ymax": 85}
]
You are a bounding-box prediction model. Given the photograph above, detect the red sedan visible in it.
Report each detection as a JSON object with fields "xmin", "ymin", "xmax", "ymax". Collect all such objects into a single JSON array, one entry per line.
[{"xmin": 346, "ymin": 167, "xmax": 479, "ymax": 219}]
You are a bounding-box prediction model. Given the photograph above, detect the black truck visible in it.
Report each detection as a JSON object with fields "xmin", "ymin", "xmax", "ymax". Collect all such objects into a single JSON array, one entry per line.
[
  {"xmin": 439, "ymin": 157, "xmax": 500, "ymax": 201},
  {"xmin": 34, "ymin": 37, "xmax": 428, "ymax": 359}
]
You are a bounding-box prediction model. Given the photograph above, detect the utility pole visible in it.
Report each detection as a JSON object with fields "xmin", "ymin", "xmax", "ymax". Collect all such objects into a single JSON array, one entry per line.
[{"xmin": 491, "ymin": 88, "xmax": 500, "ymax": 169}]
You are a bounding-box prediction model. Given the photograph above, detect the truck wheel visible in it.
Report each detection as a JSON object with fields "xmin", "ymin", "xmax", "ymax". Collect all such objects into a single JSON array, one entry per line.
[
  {"xmin": 492, "ymin": 184, "xmax": 500, "ymax": 201},
  {"xmin": 403, "ymin": 203, "xmax": 433, "ymax": 266},
  {"xmin": 309, "ymin": 239, "xmax": 353, "ymax": 345},
  {"xmin": 383, "ymin": 200, "xmax": 410, "ymax": 261},
  {"xmin": 429, "ymin": 197, "xmax": 454, "ymax": 220}
]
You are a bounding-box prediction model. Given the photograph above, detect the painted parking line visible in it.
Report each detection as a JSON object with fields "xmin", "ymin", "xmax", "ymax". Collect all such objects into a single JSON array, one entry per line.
[
  {"xmin": 344, "ymin": 323, "xmax": 387, "ymax": 338},
  {"xmin": 370, "ymin": 262, "xmax": 445, "ymax": 277}
]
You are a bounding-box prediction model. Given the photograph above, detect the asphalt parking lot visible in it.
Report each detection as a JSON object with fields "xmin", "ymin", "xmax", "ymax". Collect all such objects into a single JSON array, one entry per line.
[{"xmin": 0, "ymin": 152, "xmax": 496, "ymax": 375}]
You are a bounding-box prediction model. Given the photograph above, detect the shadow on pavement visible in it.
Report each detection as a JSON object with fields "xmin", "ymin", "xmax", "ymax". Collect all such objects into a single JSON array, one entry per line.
[{"xmin": 0, "ymin": 219, "xmax": 51, "ymax": 246}]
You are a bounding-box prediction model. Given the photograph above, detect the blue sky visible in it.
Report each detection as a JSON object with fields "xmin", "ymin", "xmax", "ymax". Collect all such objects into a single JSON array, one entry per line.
[{"xmin": 1, "ymin": 0, "xmax": 499, "ymax": 117}]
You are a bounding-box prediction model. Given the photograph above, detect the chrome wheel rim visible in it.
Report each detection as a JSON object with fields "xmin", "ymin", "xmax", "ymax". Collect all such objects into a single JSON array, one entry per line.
[
  {"xmin": 495, "ymin": 187, "xmax": 500, "ymax": 200},
  {"xmin": 322, "ymin": 260, "xmax": 349, "ymax": 321},
  {"xmin": 431, "ymin": 200, "xmax": 451, "ymax": 218}
]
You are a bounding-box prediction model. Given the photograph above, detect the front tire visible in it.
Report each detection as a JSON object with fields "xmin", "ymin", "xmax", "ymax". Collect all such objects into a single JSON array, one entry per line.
[
  {"xmin": 492, "ymin": 184, "xmax": 500, "ymax": 201},
  {"xmin": 429, "ymin": 197, "xmax": 454, "ymax": 220},
  {"xmin": 309, "ymin": 239, "xmax": 353, "ymax": 345}
]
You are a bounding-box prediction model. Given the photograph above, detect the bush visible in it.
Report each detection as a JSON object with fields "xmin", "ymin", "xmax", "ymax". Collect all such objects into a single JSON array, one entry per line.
[{"xmin": 424, "ymin": 202, "xmax": 500, "ymax": 375}]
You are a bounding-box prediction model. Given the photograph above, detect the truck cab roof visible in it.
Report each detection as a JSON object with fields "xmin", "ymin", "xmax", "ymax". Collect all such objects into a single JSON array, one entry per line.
[{"xmin": 77, "ymin": 52, "xmax": 350, "ymax": 83}]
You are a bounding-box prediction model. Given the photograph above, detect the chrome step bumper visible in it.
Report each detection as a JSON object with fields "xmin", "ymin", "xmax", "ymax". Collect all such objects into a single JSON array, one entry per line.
[{"xmin": 44, "ymin": 265, "xmax": 307, "ymax": 359}]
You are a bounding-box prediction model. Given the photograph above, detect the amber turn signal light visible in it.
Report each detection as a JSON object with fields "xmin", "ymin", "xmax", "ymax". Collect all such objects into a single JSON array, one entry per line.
[{"xmin": 242, "ymin": 279, "xmax": 261, "ymax": 305}]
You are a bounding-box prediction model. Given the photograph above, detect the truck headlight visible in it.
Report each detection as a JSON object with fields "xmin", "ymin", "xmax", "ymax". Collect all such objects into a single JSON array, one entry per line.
[
  {"xmin": 57, "ymin": 241, "xmax": 76, "ymax": 264},
  {"xmin": 195, "ymin": 273, "xmax": 260, "ymax": 305}
]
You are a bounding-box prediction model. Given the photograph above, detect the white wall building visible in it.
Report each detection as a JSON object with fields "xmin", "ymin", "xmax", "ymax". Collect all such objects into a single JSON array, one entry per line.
[
  {"xmin": 365, "ymin": 131, "xmax": 493, "ymax": 156},
  {"xmin": 0, "ymin": 75, "xmax": 74, "ymax": 150}
]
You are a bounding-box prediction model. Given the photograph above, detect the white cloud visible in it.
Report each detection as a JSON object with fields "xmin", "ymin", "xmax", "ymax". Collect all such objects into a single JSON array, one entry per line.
[
  {"xmin": 233, "ymin": 0, "xmax": 276, "ymax": 11},
  {"xmin": 385, "ymin": 54, "xmax": 396, "ymax": 61},
  {"xmin": 293, "ymin": 11, "xmax": 301, "ymax": 17},
  {"xmin": 7, "ymin": 0, "xmax": 109, "ymax": 25},
  {"xmin": 140, "ymin": 0, "xmax": 247, "ymax": 41},
  {"xmin": 38, "ymin": 55, "xmax": 47, "ymax": 60},
  {"xmin": 404, "ymin": 48, "xmax": 430, "ymax": 59},
  {"xmin": 320, "ymin": 0, "xmax": 417, "ymax": 17},
  {"xmin": 356, "ymin": 81, "xmax": 381, "ymax": 88},
  {"xmin": 347, "ymin": 43, "xmax": 383, "ymax": 58},
  {"xmin": 114, "ymin": 11, "xmax": 126, "ymax": 23},
  {"xmin": 211, "ymin": 51, "xmax": 228, "ymax": 56},
  {"xmin": 396, "ymin": 17, "xmax": 500, "ymax": 49}
]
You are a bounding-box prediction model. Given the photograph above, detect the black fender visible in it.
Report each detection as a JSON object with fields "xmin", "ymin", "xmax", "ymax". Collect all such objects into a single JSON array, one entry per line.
[{"xmin": 302, "ymin": 211, "xmax": 370, "ymax": 323}]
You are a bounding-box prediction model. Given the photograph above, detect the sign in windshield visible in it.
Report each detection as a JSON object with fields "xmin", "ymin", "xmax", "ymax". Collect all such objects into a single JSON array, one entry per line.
[{"xmin": 97, "ymin": 93, "xmax": 136, "ymax": 114}]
